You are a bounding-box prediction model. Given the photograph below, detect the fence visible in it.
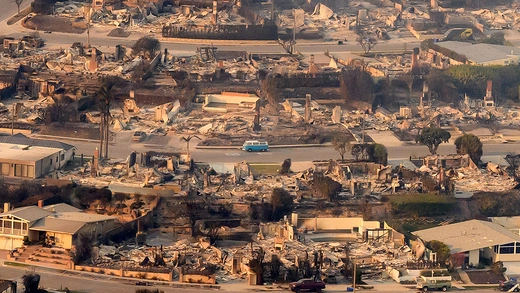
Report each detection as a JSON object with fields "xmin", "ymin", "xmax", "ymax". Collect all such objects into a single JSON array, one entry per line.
[
  {"xmin": 100, "ymin": 197, "xmax": 162, "ymax": 243},
  {"xmin": 162, "ymin": 24, "xmax": 278, "ymax": 40},
  {"xmin": 75, "ymin": 265, "xmax": 172, "ymax": 281}
]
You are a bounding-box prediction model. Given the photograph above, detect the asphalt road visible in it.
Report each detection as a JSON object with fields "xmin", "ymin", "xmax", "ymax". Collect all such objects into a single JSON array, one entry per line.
[
  {"xmin": 41, "ymin": 131, "xmax": 520, "ymax": 165},
  {"xmin": 0, "ymin": 1, "xmax": 420, "ymax": 56},
  {"xmin": 0, "ymin": 264, "xmax": 499, "ymax": 293}
]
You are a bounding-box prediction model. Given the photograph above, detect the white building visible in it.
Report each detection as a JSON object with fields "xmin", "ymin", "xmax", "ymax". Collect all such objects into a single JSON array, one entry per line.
[
  {"xmin": 0, "ymin": 134, "xmax": 76, "ymax": 178},
  {"xmin": 414, "ymin": 219, "xmax": 520, "ymax": 274}
]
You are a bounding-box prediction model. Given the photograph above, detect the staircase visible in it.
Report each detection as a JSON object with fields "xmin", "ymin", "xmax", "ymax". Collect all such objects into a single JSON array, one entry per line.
[
  {"xmin": 15, "ymin": 245, "xmax": 72, "ymax": 269},
  {"xmin": 15, "ymin": 245, "xmax": 40, "ymax": 263}
]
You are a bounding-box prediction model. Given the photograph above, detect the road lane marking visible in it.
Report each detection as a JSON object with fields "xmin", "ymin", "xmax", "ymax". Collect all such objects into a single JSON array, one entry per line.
[{"xmin": 225, "ymin": 153, "xmax": 241, "ymax": 156}]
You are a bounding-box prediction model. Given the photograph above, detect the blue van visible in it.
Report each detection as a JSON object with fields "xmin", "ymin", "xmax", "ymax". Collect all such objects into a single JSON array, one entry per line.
[{"xmin": 242, "ymin": 140, "xmax": 269, "ymax": 152}]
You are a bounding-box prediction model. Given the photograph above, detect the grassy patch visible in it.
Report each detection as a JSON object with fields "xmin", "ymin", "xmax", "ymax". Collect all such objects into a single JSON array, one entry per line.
[
  {"xmin": 461, "ymin": 286, "xmax": 499, "ymax": 290},
  {"xmin": 389, "ymin": 193, "xmax": 457, "ymax": 217},
  {"xmin": 7, "ymin": 6, "xmax": 32, "ymax": 26},
  {"xmin": 389, "ymin": 193, "xmax": 456, "ymax": 204},
  {"xmin": 4, "ymin": 261, "xmax": 29, "ymax": 267},
  {"xmin": 249, "ymin": 163, "xmax": 280, "ymax": 175}
]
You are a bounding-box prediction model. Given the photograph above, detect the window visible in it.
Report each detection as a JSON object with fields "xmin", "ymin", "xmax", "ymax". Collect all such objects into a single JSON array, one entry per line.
[
  {"xmin": 14, "ymin": 164, "xmax": 33, "ymax": 177},
  {"xmin": 27, "ymin": 165, "xmax": 34, "ymax": 178},
  {"xmin": 499, "ymin": 242, "xmax": 515, "ymax": 254},
  {"xmin": 61, "ymin": 154, "xmax": 65, "ymax": 161},
  {"xmin": 14, "ymin": 164, "xmax": 22, "ymax": 177},
  {"xmin": 50, "ymin": 159, "xmax": 52, "ymax": 165},
  {"xmin": 0, "ymin": 163, "xmax": 9, "ymax": 175}
]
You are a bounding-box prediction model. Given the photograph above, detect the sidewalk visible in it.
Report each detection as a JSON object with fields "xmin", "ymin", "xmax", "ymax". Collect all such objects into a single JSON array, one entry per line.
[{"xmin": 2, "ymin": 258, "xmax": 221, "ymax": 290}]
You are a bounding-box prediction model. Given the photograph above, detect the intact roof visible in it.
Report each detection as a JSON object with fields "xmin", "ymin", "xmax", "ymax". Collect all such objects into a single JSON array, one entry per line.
[
  {"xmin": 413, "ymin": 219, "xmax": 520, "ymax": 253},
  {"xmin": 435, "ymin": 41, "xmax": 520, "ymax": 64},
  {"xmin": 30, "ymin": 212, "xmax": 115, "ymax": 234},
  {"xmin": 0, "ymin": 143, "xmax": 61, "ymax": 162},
  {"xmin": 0, "ymin": 206, "xmax": 52, "ymax": 222},
  {"xmin": 30, "ymin": 217, "xmax": 85, "ymax": 234},
  {"xmin": 0, "ymin": 134, "xmax": 76, "ymax": 151},
  {"xmin": 42, "ymin": 203, "xmax": 81, "ymax": 213}
]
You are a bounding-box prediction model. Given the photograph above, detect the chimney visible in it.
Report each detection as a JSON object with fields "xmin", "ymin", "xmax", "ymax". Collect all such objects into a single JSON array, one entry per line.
[
  {"xmin": 309, "ymin": 54, "xmax": 315, "ymax": 65},
  {"xmin": 3, "ymin": 202, "xmax": 10, "ymax": 213},
  {"xmin": 212, "ymin": 0, "xmax": 218, "ymax": 25},
  {"xmin": 92, "ymin": 147, "xmax": 99, "ymax": 177},
  {"xmin": 115, "ymin": 44, "xmax": 121, "ymax": 61},
  {"xmin": 38, "ymin": 199, "xmax": 44, "ymax": 208},
  {"xmin": 291, "ymin": 212, "xmax": 298, "ymax": 225},
  {"xmin": 431, "ymin": 0, "xmax": 438, "ymax": 9},
  {"xmin": 411, "ymin": 47, "xmax": 419, "ymax": 70},
  {"xmin": 89, "ymin": 51, "xmax": 98, "ymax": 72},
  {"xmin": 305, "ymin": 94, "xmax": 311, "ymax": 122},
  {"xmin": 486, "ymin": 80, "xmax": 493, "ymax": 100},
  {"xmin": 218, "ymin": 60, "xmax": 224, "ymax": 68}
]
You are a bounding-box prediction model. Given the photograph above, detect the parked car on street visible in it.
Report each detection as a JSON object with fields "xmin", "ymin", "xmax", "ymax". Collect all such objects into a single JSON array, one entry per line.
[
  {"xmin": 500, "ymin": 279, "xmax": 519, "ymax": 292},
  {"xmin": 289, "ymin": 278, "xmax": 326, "ymax": 293},
  {"xmin": 132, "ymin": 131, "xmax": 146, "ymax": 142},
  {"xmin": 416, "ymin": 277, "xmax": 451, "ymax": 292},
  {"xmin": 242, "ymin": 139, "xmax": 268, "ymax": 152}
]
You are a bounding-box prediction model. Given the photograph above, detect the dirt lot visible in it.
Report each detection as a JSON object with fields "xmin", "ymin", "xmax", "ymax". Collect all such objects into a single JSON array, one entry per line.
[
  {"xmin": 199, "ymin": 124, "xmax": 351, "ymax": 146},
  {"xmin": 39, "ymin": 123, "xmax": 103, "ymax": 140},
  {"xmin": 22, "ymin": 15, "xmax": 86, "ymax": 34},
  {"xmin": 465, "ymin": 270, "xmax": 505, "ymax": 284}
]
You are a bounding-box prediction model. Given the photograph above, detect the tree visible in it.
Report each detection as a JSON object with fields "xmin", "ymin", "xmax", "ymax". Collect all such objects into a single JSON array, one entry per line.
[
  {"xmin": 48, "ymin": 100, "xmax": 74, "ymax": 126},
  {"xmin": 14, "ymin": 0, "xmax": 23, "ymax": 15},
  {"xmin": 340, "ymin": 67, "xmax": 375, "ymax": 104},
  {"xmin": 312, "ymin": 172, "xmax": 342, "ymax": 201},
  {"xmin": 22, "ymin": 273, "xmax": 40, "ymax": 293},
  {"xmin": 97, "ymin": 76, "xmax": 123, "ymax": 159},
  {"xmin": 71, "ymin": 234, "xmax": 93, "ymax": 264},
  {"xmin": 481, "ymin": 32, "xmax": 506, "ymax": 45},
  {"xmin": 416, "ymin": 127, "xmax": 451, "ymax": 155},
  {"xmin": 357, "ymin": 37, "xmax": 378, "ymax": 55},
  {"xmin": 454, "ymin": 133, "xmax": 483, "ymax": 164},
  {"xmin": 373, "ymin": 143, "xmax": 388, "ymax": 166},
  {"xmin": 505, "ymin": 153, "xmax": 520, "ymax": 181},
  {"xmin": 180, "ymin": 135, "xmax": 201, "ymax": 158},
  {"xmin": 399, "ymin": 72, "xmax": 416, "ymax": 102},
  {"xmin": 332, "ymin": 136, "xmax": 352, "ymax": 162},
  {"xmin": 186, "ymin": 200, "xmax": 203, "ymax": 237},
  {"xmin": 132, "ymin": 36, "xmax": 161, "ymax": 59},
  {"xmin": 427, "ymin": 240, "xmax": 451, "ymax": 264},
  {"xmin": 248, "ymin": 247, "xmax": 266, "ymax": 285},
  {"xmin": 279, "ymin": 158, "xmax": 291, "ymax": 174},
  {"xmin": 271, "ymin": 188, "xmax": 293, "ymax": 221}
]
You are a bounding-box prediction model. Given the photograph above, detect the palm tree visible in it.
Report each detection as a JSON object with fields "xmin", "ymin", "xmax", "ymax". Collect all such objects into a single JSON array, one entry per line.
[
  {"xmin": 96, "ymin": 76, "xmax": 121, "ymax": 159},
  {"xmin": 181, "ymin": 135, "xmax": 201, "ymax": 158}
]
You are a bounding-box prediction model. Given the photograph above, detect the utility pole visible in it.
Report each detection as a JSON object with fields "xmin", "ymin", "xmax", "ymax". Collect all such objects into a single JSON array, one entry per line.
[
  {"xmin": 292, "ymin": 8, "xmax": 296, "ymax": 55},
  {"xmin": 11, "ymin": 103, "xmax": 14, "ymax": 135},
  {"xmin": 361, "ymin": 114, "xmax": 365, "ymax": 144},
  {"xmin": 86, "ymin": 5, "xmax": 91, "ymax": 47},
  {"xmin": 352, "ymin": 259, "xmax": 357, "ymax": 292}
]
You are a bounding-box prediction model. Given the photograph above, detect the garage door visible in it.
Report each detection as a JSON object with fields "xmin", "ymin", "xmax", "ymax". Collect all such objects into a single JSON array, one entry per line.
[
  {"xmin": 0, "ymin": 237, "xmax": 13, "ymax": 250},
  {"xmin": 504, "ymin": 262, "xmax": 520, "ymax": 275},
  {"xmin": 0, "ymin": 237, "xmax": 23, "ymax": 251}
]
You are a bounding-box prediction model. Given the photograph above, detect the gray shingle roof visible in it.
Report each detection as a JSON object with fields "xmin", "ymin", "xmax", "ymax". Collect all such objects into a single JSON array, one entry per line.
[
  {"xmin": 0, "ymin": 134, "xmax": 76, "ymax": 151},
  {"xmin": 42, "ymin": 203, "xmax": 81, "ymax": 213},
  {"xmin": 413, "ymin": 219, "xmax": 520, "ymax": 253},
  {"xmin": 0, "ymin": 206, "xmax": 52, "ymax": 222},
  {"xmin": 435, "ymin": 41, "xmax": 520, "ymax": 64},
  {"xmin": 30, "ymin": 217, "xmax": 86, "ymax": 234}
]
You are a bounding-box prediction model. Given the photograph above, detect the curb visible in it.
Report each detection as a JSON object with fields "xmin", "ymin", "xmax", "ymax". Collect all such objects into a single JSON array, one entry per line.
[
  {"xmin": 6, "ymin": 5, "xmax": 32, "ymax": 26},
  {"xmin": 3, "ymin": 259, "xmax": 220, "ymax": 290},
  {"xmin": 195, "ymin": 143, "xmax": 332, "ymax": 149},
  {"xmin": 29, "ymin": 134, "xmax": 100, "ymax": 143}
]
